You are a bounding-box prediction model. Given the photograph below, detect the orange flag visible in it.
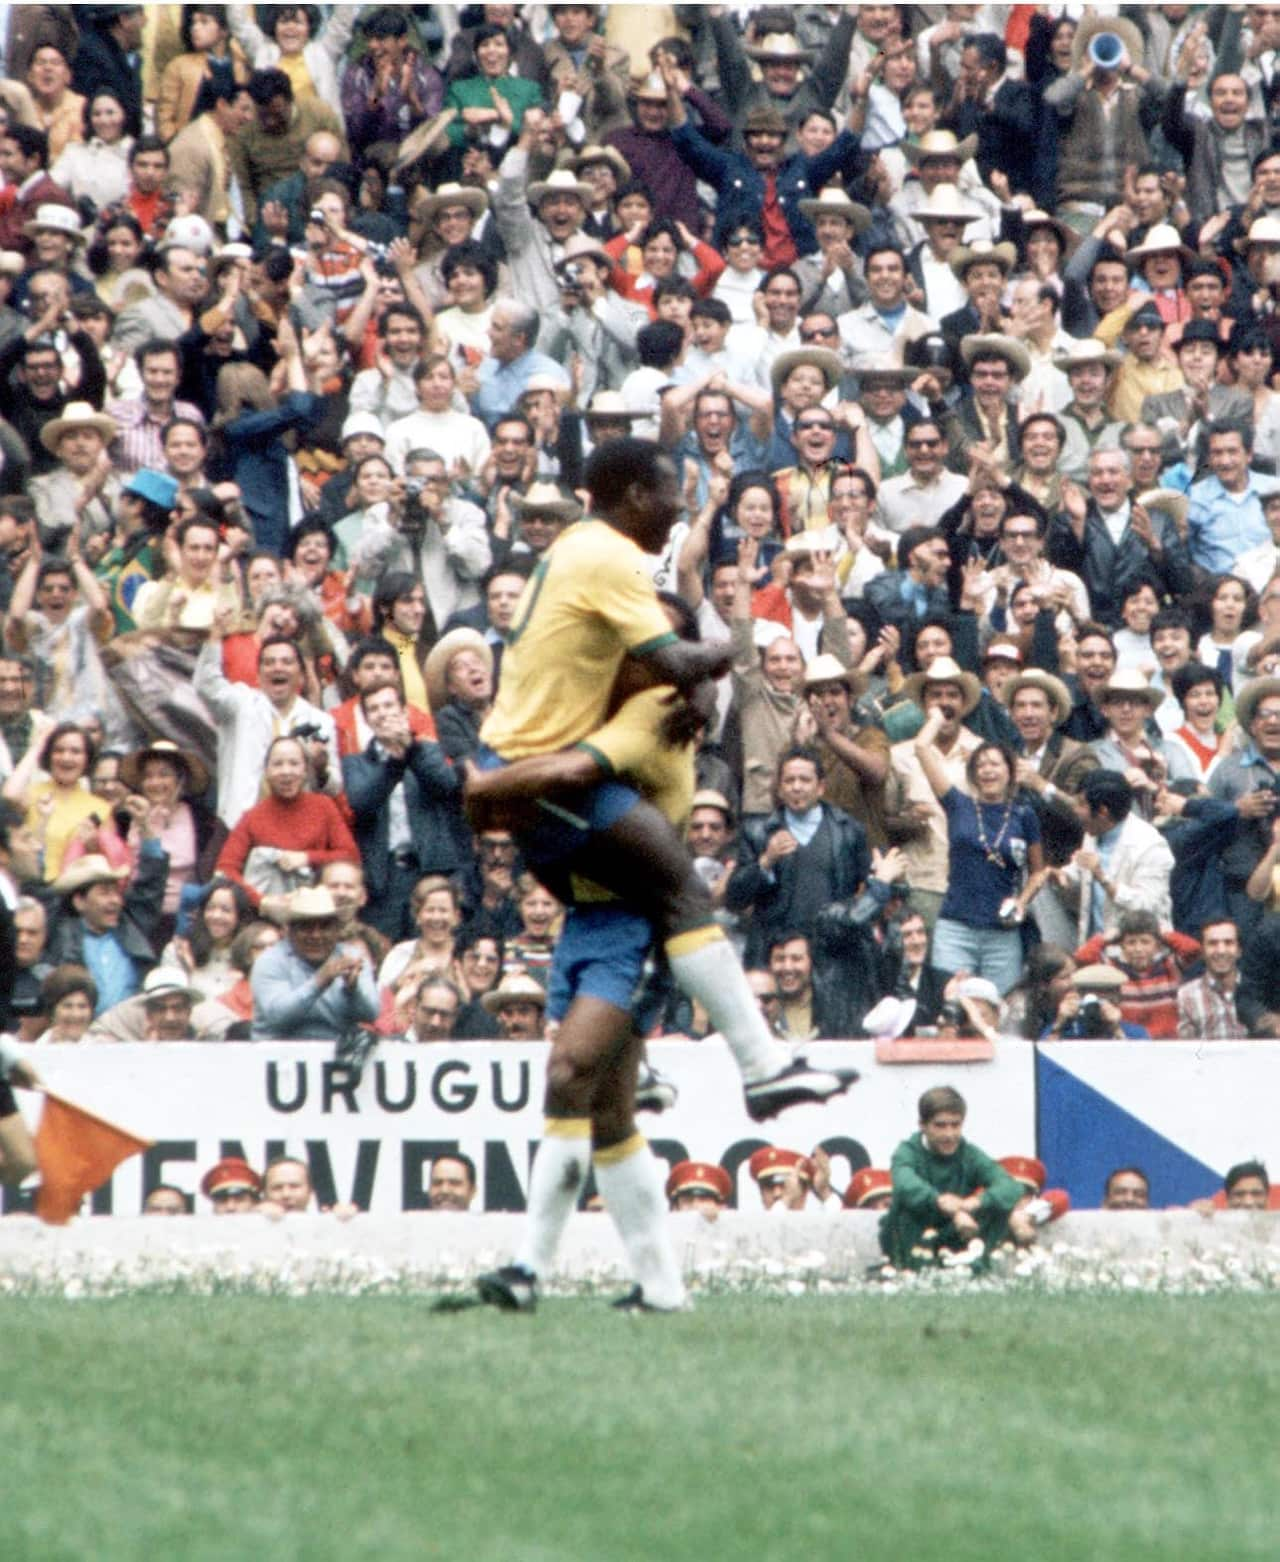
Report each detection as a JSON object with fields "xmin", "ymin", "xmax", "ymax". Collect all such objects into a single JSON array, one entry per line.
[{"xmin": 34, "ymin": 1091, "xmax": 153, "ymax": 1225}]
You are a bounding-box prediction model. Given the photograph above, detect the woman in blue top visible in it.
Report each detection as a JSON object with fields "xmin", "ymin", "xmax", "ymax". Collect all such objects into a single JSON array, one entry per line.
[{"xmin": 914, "ymin": 709, "xmax": 1047, "ymax": 997}]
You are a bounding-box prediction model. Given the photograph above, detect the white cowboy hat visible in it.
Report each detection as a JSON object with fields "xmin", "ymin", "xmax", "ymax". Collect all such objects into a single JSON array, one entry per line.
[
  {"xmin": 582, "ymin": 390, "xmax": 646, "ymax": 422},
  {"xmin": 804, "ymin": 651, "xmax": 868, "ymax": 696},
  {"xmin": 1053, "ymin": 338, "xmax": 1122, "ymax": 372},
  {"xmin": 141, "ymin": 966, "xmax": 202, "ymax": 1005},
  {"xmin": 912, "ymin": 182, "xmax": 979, "ymax": 225},
  {"xmin": 746, "ymin": 32, "xmax": 814, "ymax": 64},
  {"xmin": 283, "ymin": 886, "xmax": 341, "ymax": 923},
  {"xmin": 527, "ymin": 168, "xmax": 593, "ymax": 207},
  {"xmin": 22, "ymin": 203, "xmax": 85, "ymax": 244},
  {"xmin": 1125, "ymin": 223, "xmax": 1195, "ymax": 267},
  {"xmin": 1135, "ymin": 487, "xmax": 1189, "ymax": 528}
]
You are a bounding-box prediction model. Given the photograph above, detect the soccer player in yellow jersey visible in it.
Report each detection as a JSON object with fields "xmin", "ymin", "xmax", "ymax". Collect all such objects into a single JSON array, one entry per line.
[{"xmin": 470, "ymin": 441, "xmax": 856, "ymax": 1313}]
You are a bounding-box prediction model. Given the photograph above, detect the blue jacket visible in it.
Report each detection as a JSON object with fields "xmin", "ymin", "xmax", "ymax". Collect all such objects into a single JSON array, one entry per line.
[
  {"xmin": 341, "ymin": 737, "xmax": 464, "ymax": 898},
  {"xmin": 670, "ymin": 120, "xmax": 861, "ymax": 257}
]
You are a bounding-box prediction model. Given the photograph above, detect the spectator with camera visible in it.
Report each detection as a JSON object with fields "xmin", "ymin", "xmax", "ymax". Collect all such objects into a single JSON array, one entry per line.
[
  {"xmin": 1073, "ymin": 908, "xmax": 1201, "ymax": 1039},
  {"xmin": 1042, "ymin": 962, "xmax": 1150, "ymax": 1039}
]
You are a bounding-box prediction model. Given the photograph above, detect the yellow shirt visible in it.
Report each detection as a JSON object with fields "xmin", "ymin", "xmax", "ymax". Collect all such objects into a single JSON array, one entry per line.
[
  {"xmin": 278, "ymin": 53, "xmax": 315, "ymax": 100},
  {"xmin": 580, "ymin": 686, "xmax": 695, "ymax": 830},
  {"xmin": 385, "ymin": 626, "xmax": 427, "ymax": 710},
  {"xmin": 481, "ymin": 520, "xmax": 676, "ymax": 761},
  {"xmin": 26, "ymin": 782, "xmax": 105, "ymax": 882}
]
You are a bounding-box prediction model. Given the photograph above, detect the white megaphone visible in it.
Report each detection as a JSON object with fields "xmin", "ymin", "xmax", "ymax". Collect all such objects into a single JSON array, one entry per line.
[{"xmin": 1088, "ymin": 30, "xmax": 1125, "ymax": 71}]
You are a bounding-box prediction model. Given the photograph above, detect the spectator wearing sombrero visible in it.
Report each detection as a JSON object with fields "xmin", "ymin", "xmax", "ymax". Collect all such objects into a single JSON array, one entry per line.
[
  {"xmin": 422, "ymin": 626, "xmax": 495, "ymax": 767},
  {"xmin": 941, "ymin": 335, "xmax": 1029, "ymax": 474},
  {"xmin": 904, "ymin": 183, "xmax": 981, "ymax": 322},
  {"xmin": 604, "ymin": 70, "xmax": 733, "ymax": 234},
  {"xmin": 1043, "ymin": 15, "xmax": 1159, "ymax": 230},
  {"xmin": 504, "ymin": 482, "xmax": 582, "ymax": 569},
  {"xmin": 938, "ymin": 238, "xmax": 1017, "ymax": 352},
  {"xmin": 708, "ymin": 13, "xmax": 857, "ymax": 139},
  {"xmin": 29, "ymin": 402, "xmax": 121, "ymax": 547},
  {"xmin": 117, "ymin": 739, "xmax": 214, "ymax": 928},
  {"xmin": 791, "ymin": 185, "xmax": 872, "ymax": 318},
  {"xmin": 44, "ymin": 850, "xmax": 170, "ymax": 1012},
  {"xmin": 669, "ymin": 81, "xmax": 864, "ymax": 269}
]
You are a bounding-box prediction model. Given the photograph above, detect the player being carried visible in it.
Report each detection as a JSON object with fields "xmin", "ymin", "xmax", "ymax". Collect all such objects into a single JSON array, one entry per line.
[{"xmin": 466, "ymin": 438, "xmax": 857, "ymax": 1311}]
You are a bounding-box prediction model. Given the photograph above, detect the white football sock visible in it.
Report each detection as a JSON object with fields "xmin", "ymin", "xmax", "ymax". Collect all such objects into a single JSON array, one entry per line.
[
  {"xmin": 666, "ymin": 928, "xmax": 791, "ymax": 1083},
  {"xmin": 515, "ymin": 1118, "xmax": 591, "ymax": 1278},
  {"xmin": 594, "ymin": 1135, "xmax": 687, "ymax": 1310}
]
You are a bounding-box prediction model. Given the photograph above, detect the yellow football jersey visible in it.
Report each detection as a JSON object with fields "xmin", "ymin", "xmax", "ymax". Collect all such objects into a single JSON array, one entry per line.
[
  {"xmin": 481, "ymin": 520, "xmax": 677, "ymax": 761},
  {"xmin": 579, "ymin": 686, "xmax": 696, "ymax": 831}
]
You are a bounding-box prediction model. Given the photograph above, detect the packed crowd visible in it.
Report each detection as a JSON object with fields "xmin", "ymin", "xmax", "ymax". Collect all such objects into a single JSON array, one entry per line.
[{"xmin": 1, "ymin": 4, "xmax": 1280, "ymax": 1230}]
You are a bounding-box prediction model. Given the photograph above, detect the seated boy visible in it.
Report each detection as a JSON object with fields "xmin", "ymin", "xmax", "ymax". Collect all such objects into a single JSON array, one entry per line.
[{"xmin": 879, "ymin": 1085, "xmax": 1031, "ymax": 1270}]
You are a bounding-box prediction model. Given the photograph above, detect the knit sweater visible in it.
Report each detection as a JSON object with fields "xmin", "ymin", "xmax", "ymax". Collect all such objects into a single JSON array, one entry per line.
[
  {"xmin": 1072, "ymin": 930, "xmax": 1202, "ymax": 1040},
  {"xmin": 214, "ymin": 792, "xmax": 358, "ymax": 907}
]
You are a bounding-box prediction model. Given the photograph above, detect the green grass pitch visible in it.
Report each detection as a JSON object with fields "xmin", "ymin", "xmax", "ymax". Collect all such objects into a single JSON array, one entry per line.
[{"xmin": 6, "ymin": 1291, "xmax": 1275, "ymax": 1562}]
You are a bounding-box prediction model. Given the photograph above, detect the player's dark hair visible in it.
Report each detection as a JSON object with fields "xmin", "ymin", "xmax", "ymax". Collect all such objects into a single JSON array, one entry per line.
[{"xmin": 583, "ymin": 437, "xmax": 673, "ymax": 510}]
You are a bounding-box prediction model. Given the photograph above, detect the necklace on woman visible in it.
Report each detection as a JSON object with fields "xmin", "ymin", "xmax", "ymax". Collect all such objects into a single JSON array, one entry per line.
[{"xmin": 974, "ymin": 794, "xmax": 1014, "ymax": 866}]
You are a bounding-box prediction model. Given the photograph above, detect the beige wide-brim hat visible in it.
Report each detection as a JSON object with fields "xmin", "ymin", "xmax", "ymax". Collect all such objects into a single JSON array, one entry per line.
[
  {"xmin": 51, "ymin": 853, "xmax": 130, "ymax": 897},
  {"xmin": 395, "ymin": 108, "xmax": 458, "ymax": 171},
  {"xmin": 960, "ymin": 333, "xmax": 1031, "ymax": 383},
  {"xmin": 797, "ymin": 185, "xmax": 872, "ymax": 233},
  {"xmin": 1071, "ymin": 13, "xmax": 1145, "ymax": 72},
  {"xmin": 857, "ymin": 354, "xmax": 917, "ymax": 387},
  {"xmin": 902, "ymin": 655, "xmax": 982, "ymax": 716},
  {"xmin": 424, "ymin": 627, "xmax": 495, "ymax": 714},
  {"xmin": 771, "ymin": 346, "xmax": 844, "ymax": 394},
  {"xmin": 1125, "ymin": 222, "xmax": 1195, "ymax": 268},
  {"xmin": 803, "ymin": 651, "xmax": 868, "ymax": 697},
  {"xmin": 412, "ymin": 178, "xmax": 488, "ymax": 222},
  {"xmin": 119, "ymin": 739, "xmax": 210, "ymax": 798},
  {"xmin": 903, "ymin": 130, "xmax": 978, "ymax": 166},
  {"xmin": 949, "ymin": 240, "xmax": 1017, "ymax": 280},
  {"xmin": 629, "ymin": 71, "xmax": 669, "ymax": 101},
  {"xmin": 1097, "ymin": 669, "xmax": 1162, "ymax": 710},
  {"xmin": 1236, "ymin": 675, "xmax": 1280, "ymax": 731},
  {"xmin": 1021, "ymin": 208, "xmax": 1078, "ymax": 254},
  {"xmin": 40, "ymin": 400, "xmax": 118, "ymax": 455},
  {"xmin": 1000, "ymin": 670, "xmax": 1072, "ymax": 727},
  {"xmin": 528, "ymin": 169, "xmax": 593, "ymax": 207},
  {"xmin": 283, "ymin": 886, "xmax": 341, "ymax": 923},
  {"xmin": 581, "ymin": 391, "xmax": 646, "ymax": 423},
  {"xmin": 511, "ymin": 482, "xmax": 584, "ymax": 522},
  {"xmin": 481, "ymin": 971, "xmax": 548, "ymax": 1014},
  {"xmin": 573, "ymin": 144, "xmax": 631, "ymax": 183},
  {"xmin": 1053, "ymin": 338, "xmax": 1122, "ymax": 372},
  {"xmin": 1136, "ymin": 487, "xmax": 1189, "ymax": 528}
]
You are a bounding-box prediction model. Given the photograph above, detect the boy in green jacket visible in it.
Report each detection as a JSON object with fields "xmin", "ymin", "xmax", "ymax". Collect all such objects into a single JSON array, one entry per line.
[{"xmin": 880, "ymin": 1085, "xmax": 1033, "ymax": 1269}]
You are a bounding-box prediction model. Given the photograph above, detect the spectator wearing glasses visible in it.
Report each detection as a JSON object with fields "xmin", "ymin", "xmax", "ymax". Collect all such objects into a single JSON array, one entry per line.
[
  {"xmin": 877, "ymin": 418, "xmax": 967, "ymax": 533},
  {"xmin": 712, "ymin": 220, "xmax": 766, "ymax": 326},
  {"xmin": 1233, "ymin": 490, "xmax": 1280, "ymax": 593}
]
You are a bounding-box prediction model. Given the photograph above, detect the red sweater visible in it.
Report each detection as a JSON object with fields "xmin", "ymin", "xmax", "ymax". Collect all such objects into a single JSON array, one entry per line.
[
  {"xmin": 215, "ymin": 792, "xmax": 359, "ymax": 906},
  {"xmin": 1072, "ymin": 930, "xmax": 1202, "ymax": 1040}
]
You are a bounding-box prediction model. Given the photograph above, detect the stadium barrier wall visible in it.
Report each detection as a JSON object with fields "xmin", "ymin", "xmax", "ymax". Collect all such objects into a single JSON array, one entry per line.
[{"xmin": 11, "ymin": 1038, "xmax": 1277, "ymax": 1217}]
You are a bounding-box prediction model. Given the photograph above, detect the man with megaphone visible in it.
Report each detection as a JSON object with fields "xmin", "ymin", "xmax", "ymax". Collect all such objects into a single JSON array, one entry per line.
[{"xmin": 1044, "ymin": 15, "xmax": 1168, "ymax": 235}]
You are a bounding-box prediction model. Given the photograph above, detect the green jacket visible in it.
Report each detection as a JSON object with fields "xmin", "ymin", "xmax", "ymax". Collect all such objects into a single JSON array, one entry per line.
[
  {"xmin": 880, "ymin": 1133, "xmax": 1023, "ymax": 1269},
  {"xmin": 445, "ymin": 75, "xmax": 543, "ymax": 147}
]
